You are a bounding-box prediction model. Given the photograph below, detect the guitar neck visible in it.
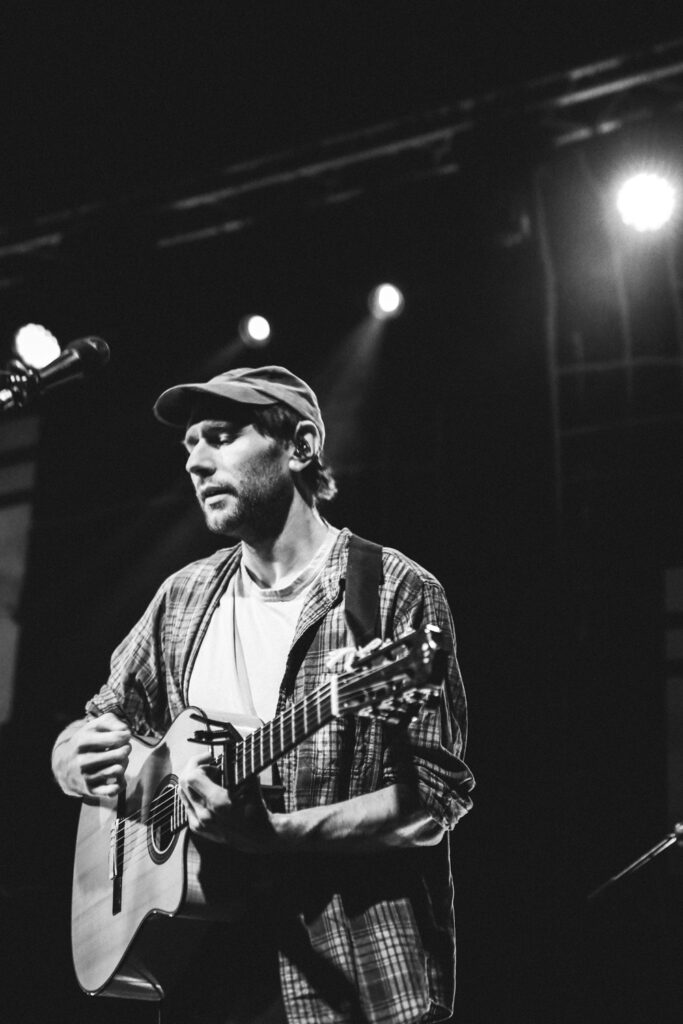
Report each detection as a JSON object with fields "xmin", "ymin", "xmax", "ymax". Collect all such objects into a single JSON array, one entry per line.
[{"xmin": 228, "ymin": 680, "xmax": 337, "ymax": 788}]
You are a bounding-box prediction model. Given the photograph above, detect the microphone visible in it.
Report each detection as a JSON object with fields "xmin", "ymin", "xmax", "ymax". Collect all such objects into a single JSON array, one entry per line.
[{"xmin": 0, "ymin": 336, "xmax": 110, "ymax": 412}]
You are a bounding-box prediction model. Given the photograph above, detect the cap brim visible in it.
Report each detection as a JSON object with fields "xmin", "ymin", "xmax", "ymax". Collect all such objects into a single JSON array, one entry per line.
[{"xmin": 153, "ymin": 381, "xmax": 277, "ymax": 427}]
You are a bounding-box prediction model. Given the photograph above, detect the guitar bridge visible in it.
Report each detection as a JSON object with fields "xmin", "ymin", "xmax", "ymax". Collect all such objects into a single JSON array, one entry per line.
[
  {"xmin": 108, "ymin": 816, "xmax": 125, "ymax": 914},
  {"xmin": 108, "ymin": 818, "xmax": 124, "ymax": 881}
]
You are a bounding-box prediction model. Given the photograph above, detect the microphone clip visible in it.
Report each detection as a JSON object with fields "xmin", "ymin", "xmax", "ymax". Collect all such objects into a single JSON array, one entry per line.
[{"xmin": 0, "ymin": 359, "xmax": 40, "ymax": 412}]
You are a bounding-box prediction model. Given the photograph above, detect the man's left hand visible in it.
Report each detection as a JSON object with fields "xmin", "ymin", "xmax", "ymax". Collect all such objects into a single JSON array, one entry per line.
[{"xmin": 178, "ymin": 753, "xmax": 276, "ymax": 850}]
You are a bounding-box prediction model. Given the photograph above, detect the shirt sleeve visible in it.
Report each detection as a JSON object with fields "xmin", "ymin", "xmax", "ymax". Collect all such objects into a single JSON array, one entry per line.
[
  {"xmin": 84, "ymin": 583, "xmax": 170, "ymax": 738},
  {"xmin": 382, "ymin": 575, "xmax": 475, "ymax": 831}
]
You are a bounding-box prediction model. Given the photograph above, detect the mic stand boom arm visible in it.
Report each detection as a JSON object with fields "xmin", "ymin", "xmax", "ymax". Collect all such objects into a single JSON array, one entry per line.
[{"xmin": 588, "ymin": 822, "xmax": 683, "ymax": 900}]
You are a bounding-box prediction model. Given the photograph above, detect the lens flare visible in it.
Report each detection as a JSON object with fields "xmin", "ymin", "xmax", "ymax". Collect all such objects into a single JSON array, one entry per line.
[
  {"xmin": 368, "ymin": 284, "xmax": 405, "ymax": 320},
  {"xmin": 616, "ymin": 173, "xmax": 676, "ymax": 232},
  {"xmin": 239, "ymin": 315, "xmax": 271, "ymax": 347},
  {"xmin": 13, "ymin": 323, "xmax": 61, "ymax": 368}
]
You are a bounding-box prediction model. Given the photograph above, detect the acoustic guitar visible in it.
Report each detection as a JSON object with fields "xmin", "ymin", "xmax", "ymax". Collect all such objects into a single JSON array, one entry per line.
[{"xmin": 71, "ymin": 624, "xmax": 444, "ymax": 1000}]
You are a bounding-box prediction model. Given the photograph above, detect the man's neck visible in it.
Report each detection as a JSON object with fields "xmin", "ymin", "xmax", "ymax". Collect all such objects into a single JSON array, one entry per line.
[{"xmin": 240, "ymin": 498, "xmax": 334, "ymax": 588}]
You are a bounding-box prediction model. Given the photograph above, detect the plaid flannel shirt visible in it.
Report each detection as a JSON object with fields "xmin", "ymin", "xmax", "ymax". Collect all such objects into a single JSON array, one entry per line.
[{"xmin": 86, "ymin": 528, "xmax": 474, "ymax": 1023}]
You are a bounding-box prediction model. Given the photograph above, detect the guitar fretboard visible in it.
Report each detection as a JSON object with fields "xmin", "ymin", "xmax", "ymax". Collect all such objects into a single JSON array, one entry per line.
[{"xmin": 229, "ymin": 679, "xmax": 336, "ymax": 788}]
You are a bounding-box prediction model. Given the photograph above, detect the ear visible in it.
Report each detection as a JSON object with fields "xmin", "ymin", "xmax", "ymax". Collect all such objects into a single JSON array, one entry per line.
[{"xmin": 289, "ymin": 421, "xmax": 321, "ymax": 473}]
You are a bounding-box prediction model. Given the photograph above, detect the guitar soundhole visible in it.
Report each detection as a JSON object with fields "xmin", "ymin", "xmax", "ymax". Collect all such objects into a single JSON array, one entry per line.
[{"xmin": 147, "ymin": 775, "xmax": 180, "ymax": 865}]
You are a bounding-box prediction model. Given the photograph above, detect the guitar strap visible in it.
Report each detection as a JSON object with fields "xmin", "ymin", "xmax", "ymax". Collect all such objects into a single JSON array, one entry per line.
[
  {"xmin": 265, "ymin": 533, "xmax": 383, "ymax": 809},
  {"xmin": 345, "ymin": 533, "xmax": 383, "ymax": 646}
]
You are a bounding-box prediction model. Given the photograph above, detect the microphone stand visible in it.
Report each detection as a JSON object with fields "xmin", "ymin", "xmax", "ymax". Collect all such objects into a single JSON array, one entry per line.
[{"xmin": 588, "ymin": 822, "xmax": 683, "ymax": 900}]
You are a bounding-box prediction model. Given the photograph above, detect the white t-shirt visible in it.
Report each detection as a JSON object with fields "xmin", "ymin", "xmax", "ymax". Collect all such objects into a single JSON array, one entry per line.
[{"xmin": 188, "ymin": 531, "xmax": 338, "ymax": 722}]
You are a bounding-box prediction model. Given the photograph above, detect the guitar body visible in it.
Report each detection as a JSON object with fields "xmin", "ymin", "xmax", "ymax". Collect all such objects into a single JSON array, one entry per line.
[{"xmin": 71, "ymin": 708, "xmax": 243, "ymax": 1001}]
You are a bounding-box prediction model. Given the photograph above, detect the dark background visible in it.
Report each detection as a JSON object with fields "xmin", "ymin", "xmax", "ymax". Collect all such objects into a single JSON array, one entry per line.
[{"xmin": 1, "ymin": 4, "xmax": 682, "ymax": 1022}]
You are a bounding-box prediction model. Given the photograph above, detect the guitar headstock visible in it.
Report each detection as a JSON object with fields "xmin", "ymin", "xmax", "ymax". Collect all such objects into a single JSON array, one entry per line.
[{"xmin": 335, "ymin": 624, "xmax": 445, "ymax": 723}]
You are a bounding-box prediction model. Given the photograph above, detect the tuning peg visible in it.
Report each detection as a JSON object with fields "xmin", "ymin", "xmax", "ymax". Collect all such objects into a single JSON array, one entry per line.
[
  {"xmin": 401, "ymin": 686, "xmax": 441, "ymax": 708},
  {"xmin": 369, "ymin": 687, "xmax": 442, "ymax": 727}
]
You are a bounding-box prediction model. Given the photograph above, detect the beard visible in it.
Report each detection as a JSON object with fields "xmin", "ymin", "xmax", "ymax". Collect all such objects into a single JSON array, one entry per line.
[{"xmin": 199, "ymin": 452, "xmax": 295, "ymax": 542}]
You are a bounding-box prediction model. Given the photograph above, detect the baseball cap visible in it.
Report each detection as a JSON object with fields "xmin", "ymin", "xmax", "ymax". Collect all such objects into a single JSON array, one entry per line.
[{"xmin": 153, "ymin": 365, "xmax": 325, "ymax": 446}]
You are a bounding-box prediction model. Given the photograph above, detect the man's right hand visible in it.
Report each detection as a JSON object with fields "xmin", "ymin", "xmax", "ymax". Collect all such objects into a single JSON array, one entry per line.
[{"xmin": 51, "ymin": 713, "xmax": 132, "ymax": 799}]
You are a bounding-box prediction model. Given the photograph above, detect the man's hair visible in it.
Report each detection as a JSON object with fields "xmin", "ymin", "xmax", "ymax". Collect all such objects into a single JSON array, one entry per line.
[{"xmin": 251, "ymin": 403, "xmax": 337, "ymax": 506}]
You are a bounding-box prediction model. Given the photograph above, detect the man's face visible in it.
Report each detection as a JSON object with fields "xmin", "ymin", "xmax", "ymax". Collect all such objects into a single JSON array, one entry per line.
[{"xmin": 183, "ymin": 417, "xmax": 294, "ymax": 540}]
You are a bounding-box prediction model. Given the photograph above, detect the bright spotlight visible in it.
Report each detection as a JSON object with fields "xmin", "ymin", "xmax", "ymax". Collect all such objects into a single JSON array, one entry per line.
[
  {"xmin": 239, "ymin": 315, "xmax": 271, "ymax": 348},
  {"xmin": 13, "ymin": 323, "xmax": 61, "ymax": 369},
  {"xmin": 616, "ymin": 172, "xmax": 676, "ymax": 232},
  {"xmin": 369, "ymin": 283, "xmax": 405, "ymax": 320}
]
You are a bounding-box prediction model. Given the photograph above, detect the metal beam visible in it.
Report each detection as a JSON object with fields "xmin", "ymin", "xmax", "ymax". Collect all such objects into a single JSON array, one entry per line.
[{"xmin": 0, "ymin": 37, "xmax": 682, "ymax": 265}]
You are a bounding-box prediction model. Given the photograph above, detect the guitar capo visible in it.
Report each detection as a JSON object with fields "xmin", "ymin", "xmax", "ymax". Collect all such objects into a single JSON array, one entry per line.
[
  {"xmin": 187, "ymin": 713, "xmax": 285, "ymax": 807},
  {"xmin": 187, "ymin": 712, "xmax": 236, "ymax": 749}
]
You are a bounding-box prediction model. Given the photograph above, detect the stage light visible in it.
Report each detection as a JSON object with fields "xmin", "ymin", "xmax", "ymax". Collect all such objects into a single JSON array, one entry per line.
[
  {"xmin": 368, "ymin": 283, "xmax": 405, "ymax": 320},
  {"xmin": 239, "ymin": 315, "xmax": 271, "ymax": 347},
  {"xmin": 616, "ymin": 172, "xmax": 676, "ymax": 232},
  {"xmin": 13, "ymin": 323, "xmax": 61, "ymax": 368}
]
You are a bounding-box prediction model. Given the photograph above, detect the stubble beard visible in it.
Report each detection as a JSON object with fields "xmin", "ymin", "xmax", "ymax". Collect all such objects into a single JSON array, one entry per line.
[{"xmin": 201, "ymin": 457, "xmax": 295, "ymax": 542}]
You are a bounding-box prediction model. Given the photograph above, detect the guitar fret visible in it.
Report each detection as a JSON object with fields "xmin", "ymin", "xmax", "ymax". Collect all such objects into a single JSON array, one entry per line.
[{"xmin": 273, "ymin": 715, "xmax": 281, "ymax": 761}]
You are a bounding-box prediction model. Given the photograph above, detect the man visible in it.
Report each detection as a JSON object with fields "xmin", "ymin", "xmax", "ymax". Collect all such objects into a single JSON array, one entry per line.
[{"xmin": 52, "ymin": 365, "xmax": 474, "ymax": 1023}]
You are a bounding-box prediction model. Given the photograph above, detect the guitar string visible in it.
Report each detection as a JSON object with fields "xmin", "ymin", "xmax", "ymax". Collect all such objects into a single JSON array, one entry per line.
[
  {"xmin": 110, "ymin": 689, "xmax": 341, "ymax": 874},
  {"xmin": 113, "ymin": 664, "xmax": 419, "ymax": 878},
  {"xmin": 111, "ymin": 657, "xmax": 419, "ymax": 878},
  {"xmin": 112, "ymin": 693, "xmax": 331, "ymax": 875},
  {"xmin": 108, "ymin": 661, "xmax": 387, "ymax": 837},
  {"xmin": 111, "ymin": 680, "xmax": 334, "ymax": 835},
  {"xmin": 114, "ymin": 675, "xmax": 335, "ymax": 835},
  {"xmin": 109, "ymin": 665, "xmax": 415, "ymax": 875},
  {"xmin": 110, "ymin": 652, "xmax": 408, "ymax": 834}
]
